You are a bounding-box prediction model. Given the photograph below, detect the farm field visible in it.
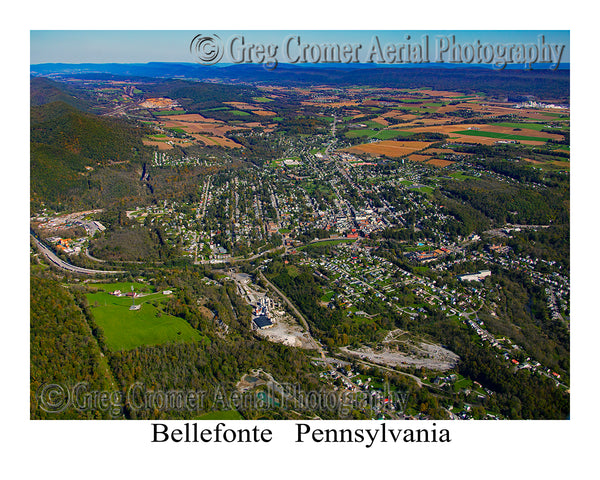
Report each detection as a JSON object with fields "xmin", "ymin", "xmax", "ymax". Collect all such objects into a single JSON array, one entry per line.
[
  {"xmin": 493, "ymin": 122, "xmax": 552, "ymax": 131},
  {"xmin": 448, "ymin": 171, "xmax": 479, "ymax": 181},
  {"xmin": 154, "ymin": 110, "xmax": 187, "ymax": 116},
  {"xmin": 251, "ymin": 110, "xmax": 276, "ymax": 116},
  {"xmin": 161, "ymin": 114, "xmax": 222, "ymax": 123},
  {"xmin": 148, "ymin": 114, "xmax": 250, "ymax": 148},
  {"xmin": 252, "ymin": 96, "xmax": 274, "ymax": 103},
  {"xmin": 453, "ymin": 130, "xmax": 553, "ymax": 143},
  {"xmin": 373, "ymin": 130, "xmax": 414, "ymax": 140},
  {"xmin": 374, "ymin": 122, "xmax": 566, "ymax": 146},
  {"xmin": 407, "ymin": 154, "xmax": 432, "ymax": 162},
  {"xmin": 191, "ymin": 134, "xmax": 242, "ymax": 148},
  {"xmin": 459, "ymin": 125, "xmax": 563, "ymax": 139},
  {"xmin": 423, "ymin": 148, "xmax": 473, "ymax": 156},
  {"xmin": 141, "ymin": 139, "xmax": 173, "ymax": 150},
  {"xmin": 345, "ymin": 129, "xmax": 378, "ymax": 138},
  {"xmin": 426, "ymin": 158, "xmax": 455, "ymax": 167}
]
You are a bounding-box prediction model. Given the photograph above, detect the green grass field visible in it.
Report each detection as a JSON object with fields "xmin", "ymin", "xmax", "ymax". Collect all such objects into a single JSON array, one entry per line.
[
  {"xmin": 448, "ymin": 172, "xmax": 478, "ymax": 181},
  {"xmin": 196, "ymin": 410, "xmax": 244, "ymax": 420},
  {"xmin": 167, "ymin": 127, "xmax": 187, "ymax": 135},
  {"xmin": 373, "ymin": 130, "xmax": 414, "ymax": 140},
  {"xmin": 453, "ymin": 130, "xmax": 550, "ymax": 142},
  {"xmin": 89, "ymin": 282, "xmax": 154, "ymax": 293},
  {"xmin": 453, "ymin": 376, "xmax": 473, "ymax": 392},
  {"xmin": 286, "ymin": 265, "xmax": 300, "ymax": 278},
  {"xmin": 302, "ymin": 181, "xmax": 332, "ymax": 199},
  {"xmin": 231, "ymin": 110, "xmax": 251, "ymax": 116},
  {"xmin": 493, "ymin": 122, "xmax": 548, "ymax": 131},
  {"xmin": 201, "ymin": 106, "xmax": 231, "ymax": 112},
  {"xmin": 421, "ymin": 102, "xmax": 445, "ymax": 107},
  {"xmin": 252, "ymin": 96, "xmax": 274, "ymax": 103},
  {"xmin": 401, "ymin": 106, "xmax": 438, "ymax": 113},
  {"xmin": 363, "ymin": 120, "xmax": 387, "ymax": 129},
  {"xmin": 86, "ymin": 288, "xmax": 204, "ymax": 351},
  {"xmin": 154, "ymin": 110, "xmax": 187, "ymax": 116},
  {"xmin": 398, "ymin": 98, "xmax": 424, "ymax": 104},
  {"xmin": 320, "ymin": 290, "xmax": 335, "ymax": 303},
  {"xmin": 411, "ymin": 265, "xmax": 431, "ymax": 274},
  {"xmin": 535, "ymin": 112, "xmax": 568, "ymax": 118}
]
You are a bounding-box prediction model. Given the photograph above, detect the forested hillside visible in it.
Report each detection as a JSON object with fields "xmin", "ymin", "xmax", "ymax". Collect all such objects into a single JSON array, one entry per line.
[
  {"xmin": 30, "ymin": 276, "xmax": 112, "ymax": 419},
  {"xmin": 30, "ymin": 101, "xmax": 151, "ymax": 207}
]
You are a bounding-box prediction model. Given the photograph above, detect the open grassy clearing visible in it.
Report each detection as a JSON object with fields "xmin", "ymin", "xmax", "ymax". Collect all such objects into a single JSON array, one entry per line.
[
  {"xmin": 453, "ymin": 130, "xmax": 551, "ymax": 142},
  {"xmin": 320, "ymin": 290, "xmax": 335, "ymax": 303},
  {"xmin": 85, "ymin": 289, "xmax": 204, "ymax": 351},
  {"xmin": 88, "ymin": 282, "xmax": 154, "ymax": 293},
  {"xmin": 196, "ymin": 410, "xmax": 244, "ymax": 420},
  {"xmin": 373, "ymin": 130, "xmax": 415, "ymax": 140},
  {"xmin": 448, "ymin": 172, "xmax": 478, "ymax": 181},
  {"xmin": 493, "ymin": 122, "xmax": 550, "ymax": 131},
  {"xmin": 154, "ymin": 110, "xmax": 187, "ymax": 116},
  {"xmin": 252, "ymin": 96, "xmax": 274, "ymax": 103},
  {"xmin": 166, "ymin": 127, "xmax": 187, "ymax": 135}
]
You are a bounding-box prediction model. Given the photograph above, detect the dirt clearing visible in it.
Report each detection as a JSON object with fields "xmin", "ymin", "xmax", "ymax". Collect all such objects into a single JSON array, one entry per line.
[{"xmin": 340, "ymin": 339, "xmax": 459, "ymax": 371}]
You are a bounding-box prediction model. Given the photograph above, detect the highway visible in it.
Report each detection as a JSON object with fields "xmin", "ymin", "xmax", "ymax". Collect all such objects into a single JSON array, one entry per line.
[{"xmin": 31, "ymin": 234, "xmax": 121, "ymax": 276}]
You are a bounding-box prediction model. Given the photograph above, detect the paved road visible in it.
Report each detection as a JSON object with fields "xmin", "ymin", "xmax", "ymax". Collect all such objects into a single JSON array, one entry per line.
[
  {"xmin": 31, "ymin": 235, "xmax": 121, "ymax": 276},
  {"xmin": 197, "ymin": 236, "xmax": 356, "ymax": 265},
  {"xmin": 84, "ymin": 248, "xmax": 106, "ymax": 263}
]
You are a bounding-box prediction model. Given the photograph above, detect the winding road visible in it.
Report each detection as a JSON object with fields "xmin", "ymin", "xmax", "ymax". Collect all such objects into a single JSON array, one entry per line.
[{"xmin": 31, "ymin": 235, "xmax": 121, "ymax": 276}]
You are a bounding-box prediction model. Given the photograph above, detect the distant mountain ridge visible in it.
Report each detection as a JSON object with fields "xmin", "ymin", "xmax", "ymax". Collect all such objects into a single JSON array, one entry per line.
[{"xmin": 30, "ymin": 62, "xmax": 570, "ymax": 101}]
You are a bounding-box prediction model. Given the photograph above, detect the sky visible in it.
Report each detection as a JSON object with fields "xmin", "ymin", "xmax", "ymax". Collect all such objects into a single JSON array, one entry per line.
[{"xmin": 30, "ymin": 30, "xmax": 570, "ymax": 64}]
